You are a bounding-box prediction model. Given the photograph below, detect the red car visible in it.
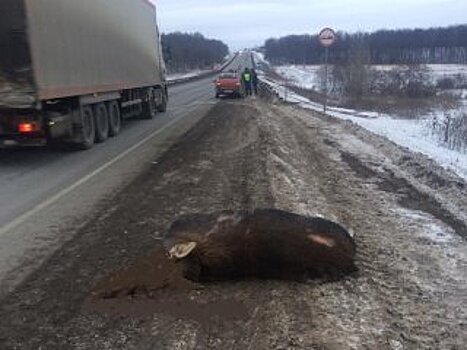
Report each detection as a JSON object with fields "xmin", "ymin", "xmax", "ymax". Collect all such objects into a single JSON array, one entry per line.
[{"xmin": 215, "ymin": 73, "xmax": 244, "ymax": 98}]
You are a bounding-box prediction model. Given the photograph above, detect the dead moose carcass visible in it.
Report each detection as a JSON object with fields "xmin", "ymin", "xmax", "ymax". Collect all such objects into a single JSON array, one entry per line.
[{"xmin": 163, "ymin": 209, "xmax": 357, "ymax": 282}]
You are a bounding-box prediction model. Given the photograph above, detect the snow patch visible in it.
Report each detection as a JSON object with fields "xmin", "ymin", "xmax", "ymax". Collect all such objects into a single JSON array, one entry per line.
[
  {"xmin": 252, "ymin": 52, "xmax": 268, "ymax": 65},
  {"xmin": 395, "ymin": 207, "xmax": 467, "ymax": 283},
  {"xmin": 275, "ymin": 65, "xmax": 322, "ymax": 90},
  {"xmin": 398, "ymin": 208, "xmax": 458, "ymax": 244}
]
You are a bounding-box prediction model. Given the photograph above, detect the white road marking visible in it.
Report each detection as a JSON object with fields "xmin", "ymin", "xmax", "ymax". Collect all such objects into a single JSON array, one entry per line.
[{"xmin": 0, "ymin": 112, "xmax": 189, "ymax": 238}]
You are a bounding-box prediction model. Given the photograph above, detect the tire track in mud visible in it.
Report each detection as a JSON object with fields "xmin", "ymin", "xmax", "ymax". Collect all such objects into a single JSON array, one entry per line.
[
  {"xmin": 217, "ymin": 102, "xmax": 275, "ymax": 210},
  {"xmin": 259, "ymin": 103, "xmax": 400, "ymax": 349},
  {"xmin": 341, "ymin": 151, "xmax": 467, "ymax": 238}
]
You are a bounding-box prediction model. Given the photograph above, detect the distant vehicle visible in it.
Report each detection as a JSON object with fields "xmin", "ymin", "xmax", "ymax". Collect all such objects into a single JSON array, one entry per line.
[
  {"xmin": 0, "ymin": 0, "xmax": 168, "ymax": 149},
  {"xmin": 215, "ymin": 73, "xmax": 244, "ymax": 98}
]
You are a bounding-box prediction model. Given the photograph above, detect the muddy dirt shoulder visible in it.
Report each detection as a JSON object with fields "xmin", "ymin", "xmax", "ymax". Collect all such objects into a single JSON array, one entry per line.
[
  {"xmin": 286, "ymin": 102, "xmax": 467, "ymax": 236},
  {"xmin": 256, "ymin": 100, "xmax": 467, "ymax": 348}
]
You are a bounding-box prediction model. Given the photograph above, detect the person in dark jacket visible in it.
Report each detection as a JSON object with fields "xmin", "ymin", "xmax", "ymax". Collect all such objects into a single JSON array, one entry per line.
[
  {"xmin": 242, "ymin": 68, "xmax": 253, "ymax": 96},
  {"xmin": 251, "ymin": 68, "xmax": 259, "ymax": 95}
]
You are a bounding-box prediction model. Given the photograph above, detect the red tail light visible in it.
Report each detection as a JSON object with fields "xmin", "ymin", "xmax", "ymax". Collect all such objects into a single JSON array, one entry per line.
[{"xmin": 18, "ymin": 122, "xmax": 39, "ymax": 133}]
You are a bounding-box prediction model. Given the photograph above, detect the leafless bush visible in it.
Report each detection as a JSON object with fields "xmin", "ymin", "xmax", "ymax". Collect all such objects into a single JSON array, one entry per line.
[
  {"xmin": 436, "ymin": 77, "xmax": 455, "ymax": 89},
  {"xmin": 369, "ymin": 65, "xmax": 436, "ymax": 98},
  {"xmin": 331, "ymin": 60, "xmax": 437, "ymax": 104},
  {"xmin": 316, "ymin": 65, "xmax": 338, "ymax": 94},
  {"xmin": 430, "ymin": 108, "xmax": 467, "ymax": 153},
  {"xmin": 436, "ymin": 73, "xmax": 467, "ymax": 90},
  {"xmin": 331, "ymin": 36, "xmax": 371, "ymax": 104}
]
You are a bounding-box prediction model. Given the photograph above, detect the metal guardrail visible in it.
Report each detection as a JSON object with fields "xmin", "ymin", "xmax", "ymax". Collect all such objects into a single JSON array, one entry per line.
[
  {"xmin": 258, "ymin": 79, "xmax": 275, "ymax": 94},
  {"xmin": 257, "ymin": 77, "xmax": 282, "ymax": 102}
]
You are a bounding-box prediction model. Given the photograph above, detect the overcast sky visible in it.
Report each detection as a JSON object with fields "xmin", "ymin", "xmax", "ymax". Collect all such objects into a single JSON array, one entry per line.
[{"xmin": 155, "ymin": 0, "xmax": 466, "ymax": 50}]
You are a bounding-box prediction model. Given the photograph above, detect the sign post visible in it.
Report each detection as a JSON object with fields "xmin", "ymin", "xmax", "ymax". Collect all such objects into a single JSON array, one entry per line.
[{"xmin": 319, "ymin": 27, "xmax": 336, "ymax": 113}]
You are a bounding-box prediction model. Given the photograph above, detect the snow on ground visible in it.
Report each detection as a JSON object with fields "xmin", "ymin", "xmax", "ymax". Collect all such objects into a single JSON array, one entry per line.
[
  {"xmin": 375, "ymin": 64, "xmax": 467, "ymax": 85},
  {"xmin": 273, "ymin": 64, "xmax": 467, "ymax": 90},
  {"xmin": 398, "ymin": 208, "xmax": 459, "ymax": 244},
  {"xmin": 370, "ymin": 64, "xmax": 467, "ymax": 75},
  {"xmin": 252, "ymin": 51, "xmax": 267, "ymax": 65},
  {"xmin": 423, "ymin": 64, "xmax": 467, "ymax": 82},
  {"xmin": 275, "ymin": 65, "xmax": 322, "ymax": 90},
  {"xmin": 325, "ymin": 110, "xmax": 467, "ymax": 179},
  {"xmin": 258, "ymin": 73, "xmax": 467, "ymax": 181}
]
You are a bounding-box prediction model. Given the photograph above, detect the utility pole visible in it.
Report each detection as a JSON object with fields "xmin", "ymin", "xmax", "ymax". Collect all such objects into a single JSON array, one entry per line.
[{"xmin": 324, "ymin": 46, "xmax": 329, "ymax": 113}]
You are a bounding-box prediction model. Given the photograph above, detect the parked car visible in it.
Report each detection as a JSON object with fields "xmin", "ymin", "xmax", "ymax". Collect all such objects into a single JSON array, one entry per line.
[{"xmin": 215, "ymin": 73, "xmax": 244, "ymax": 98}]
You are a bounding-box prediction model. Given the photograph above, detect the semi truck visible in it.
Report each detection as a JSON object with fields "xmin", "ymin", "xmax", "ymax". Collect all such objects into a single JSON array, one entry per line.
[{"xmin": 0, "ymin": 0, "xmax": 168, "ymax": 149}]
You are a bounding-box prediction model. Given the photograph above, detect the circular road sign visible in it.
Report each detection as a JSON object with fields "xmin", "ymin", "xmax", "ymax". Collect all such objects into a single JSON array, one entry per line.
[{"xmin": 319, "ymin": 28, "xmax": 336, "ymax": 47}]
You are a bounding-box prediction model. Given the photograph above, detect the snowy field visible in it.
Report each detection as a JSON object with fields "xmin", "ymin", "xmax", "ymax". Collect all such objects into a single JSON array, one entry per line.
[
  {"xmin": 275, "ymin": 65, "xmax": 322, "ymax": 90},
  {"xmin": 273, "ymin": 63, "xmax": 467, "ymax": 89},
  {"xmin": 255, "ymin": 57, "xmax": 467, "ymax": 180}
]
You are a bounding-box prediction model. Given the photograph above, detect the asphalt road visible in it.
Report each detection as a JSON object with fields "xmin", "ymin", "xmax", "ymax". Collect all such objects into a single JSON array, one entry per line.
[{"xmin": 0, "ymin": 52, "xmax": 254, "ymax": 296}]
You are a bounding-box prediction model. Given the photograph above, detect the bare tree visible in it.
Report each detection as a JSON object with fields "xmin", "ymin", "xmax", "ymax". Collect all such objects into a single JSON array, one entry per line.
[
  {"xmin": 162, "ymin": 32, "xmax": 229, "ymax": 73},
  {"xmin": 332, "ymin": 34, "xmax": 370, "ymax": 104}
]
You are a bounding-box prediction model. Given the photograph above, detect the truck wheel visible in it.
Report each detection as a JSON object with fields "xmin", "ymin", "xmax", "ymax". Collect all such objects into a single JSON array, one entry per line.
[
  {"xmin": 107, "ymin": 101, "xmax": 121, "ymax": 137},
  {"xmin": 75, "ymin": 105, "xmax": 95, "ymax": 150},
  {"xmin": 94, "ymin": 103, "xmax": 109, "ymax": 143},
  {"xmin": 142, "ymin": 88, "xmax": 157, "ymax": 119},
  {"xmin": 157, "ymin": 89, "xmax": 167, "ymax": 112}
]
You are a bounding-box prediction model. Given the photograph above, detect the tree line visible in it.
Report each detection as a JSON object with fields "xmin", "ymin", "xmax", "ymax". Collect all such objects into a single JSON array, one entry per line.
[
  {"xmin": 264, "ymin": 25, "xmax": 467, "ymax": 65},
  {"xmin": 161, "ymin": 32, "xmax": 229, "ymax": 73}
]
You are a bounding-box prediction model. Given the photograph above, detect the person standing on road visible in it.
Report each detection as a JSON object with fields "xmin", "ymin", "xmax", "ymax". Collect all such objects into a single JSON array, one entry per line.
[
  {"xmin": 251, "ymin": 69, "xmax": 259, "ymax": 96},
  {"xmin": 242, "ymin": 68, "xmax": 253, "ymax": 96}
]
